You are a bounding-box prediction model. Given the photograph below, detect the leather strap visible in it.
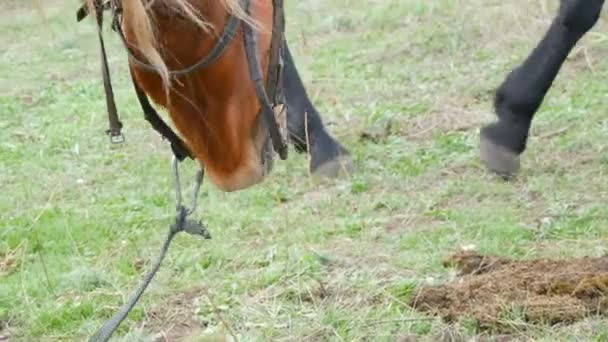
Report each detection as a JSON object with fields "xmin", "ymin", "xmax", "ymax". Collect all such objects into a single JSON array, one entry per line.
[
  {"xmin": 129, "ymin": 69, "xmax": 193, "ymax": 161},
  {"xmin": 243, "ymin": 1, "xmax": 288, "ymax": 160},
  {"xmin": 113, "ymin": 7, "xmax": 243, "ymax": 77},
  {"xmin": 266, "ymin": 0, "xmax": 285, "ymax": 105},
  {"xmin": 93, "ymin": 0, "xmax": 124, "ymax": 143}
]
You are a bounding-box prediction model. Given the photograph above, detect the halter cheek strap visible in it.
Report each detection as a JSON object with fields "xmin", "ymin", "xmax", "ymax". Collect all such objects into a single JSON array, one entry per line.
[{"xmin": 243, "ymin": 0, "xmax": 288, "ymax": 160}]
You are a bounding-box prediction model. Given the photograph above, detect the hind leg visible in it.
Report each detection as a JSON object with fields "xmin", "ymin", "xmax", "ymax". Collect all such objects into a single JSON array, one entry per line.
[
  {"xmin": 481, "ymin": 0, "xmax": 604, "ymax": 177},
  {"xmin": 282, "ymin": 42, "xmax": 354, "ymax": 177}
]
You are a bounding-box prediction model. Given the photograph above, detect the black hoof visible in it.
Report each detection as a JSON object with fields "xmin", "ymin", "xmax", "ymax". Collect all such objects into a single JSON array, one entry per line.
[
  {"xmin": 309, "ymin": 136, "xmax": 354, "ymax": 179},
  {"xmin": 312, "ymin": 152, "xmax": 354, "ymax": 178},
  {"xmin": 480, "ymin": 134, "xmax": 520, "ymax": 179}
]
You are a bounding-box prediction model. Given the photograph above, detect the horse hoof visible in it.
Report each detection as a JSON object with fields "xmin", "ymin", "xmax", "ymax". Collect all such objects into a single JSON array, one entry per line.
[
  {"xmin": 480, "ymin": 135, "xmax": 520, "ymax": 179},
  {"xmin": 311, "ymin": 154, "xmax": 355, "ymax": 179}
]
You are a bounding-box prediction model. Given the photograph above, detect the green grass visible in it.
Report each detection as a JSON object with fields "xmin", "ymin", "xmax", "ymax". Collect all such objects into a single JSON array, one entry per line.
[{"xmin": 2, "ymin": 0, "xmax": 608, "ymax": 340}]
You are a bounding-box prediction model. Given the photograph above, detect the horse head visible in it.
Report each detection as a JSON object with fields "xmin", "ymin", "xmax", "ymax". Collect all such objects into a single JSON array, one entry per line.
[{"xmin": 115, "ymin": 0, "xmax": 280, "ymax": 191}]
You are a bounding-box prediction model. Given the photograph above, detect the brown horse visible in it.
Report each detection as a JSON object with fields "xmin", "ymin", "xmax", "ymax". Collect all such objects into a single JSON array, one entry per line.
[{"xmin": 86, "ymin": 0, "xmax": 352, "ymax": 192}]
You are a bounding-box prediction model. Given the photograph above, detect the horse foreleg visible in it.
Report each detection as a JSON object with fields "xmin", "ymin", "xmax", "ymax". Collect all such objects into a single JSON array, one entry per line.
[
  {"xmin": 480, "ymin": 0, "xmax": 605, "ymax": 177},
  {"xmin": 282, "ymin": 42, "xmax": 354, "ymax": 178}
]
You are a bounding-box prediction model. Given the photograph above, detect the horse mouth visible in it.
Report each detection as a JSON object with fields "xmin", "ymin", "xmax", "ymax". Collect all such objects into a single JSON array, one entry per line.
[{"xmin": 207, "ymin": 113, "xmax": 280, "ymax": 192}]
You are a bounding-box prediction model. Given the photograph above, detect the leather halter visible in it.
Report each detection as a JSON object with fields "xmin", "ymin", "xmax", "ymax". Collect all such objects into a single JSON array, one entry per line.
[
  {"xmin": 77, "ymin": 0, "xmax": 288, "ymax": 161},
  {"xmin": 112, "ymin": 2, "xmax": 243, "ymax": 77}
]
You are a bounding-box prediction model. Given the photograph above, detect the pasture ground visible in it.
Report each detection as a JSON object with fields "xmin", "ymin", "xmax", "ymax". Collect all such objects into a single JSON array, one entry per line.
[{"xmin": 2, "ymin": 0, "xmax": 608, "ymax": 340}]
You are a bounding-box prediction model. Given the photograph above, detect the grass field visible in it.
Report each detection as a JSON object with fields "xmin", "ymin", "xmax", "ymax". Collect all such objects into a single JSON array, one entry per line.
[{"xmin": 2, "ymin": 0, "xmax": 608, "ymax": 341}]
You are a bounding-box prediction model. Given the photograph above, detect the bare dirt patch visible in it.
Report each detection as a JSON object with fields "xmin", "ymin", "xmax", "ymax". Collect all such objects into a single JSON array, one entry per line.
[
  {"xmin": 145, "ymin": 287, "xmax": 205, "ymax": 342},
  {"xmin": 411, "ymin": 251, "xmax": 608, "ymax": 331},
  {"xmin": 0, "ymin": 244, "xmax": 24, "ymax": 277},
  {"xmin": 0, "ymin": 255, "xmax": 19, "ymax": 277}
]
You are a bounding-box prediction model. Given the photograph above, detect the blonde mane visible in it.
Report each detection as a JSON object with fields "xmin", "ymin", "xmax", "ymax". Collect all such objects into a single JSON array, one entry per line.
[{"xmin": 84, "ymin": 0, "xmax": 254, "ymax": 90}]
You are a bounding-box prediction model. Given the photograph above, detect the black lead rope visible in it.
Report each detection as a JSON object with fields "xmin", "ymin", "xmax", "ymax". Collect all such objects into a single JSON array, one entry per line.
[{"xmin": 89, "ymin": 159, "xmax": 210, "ymax": 342}]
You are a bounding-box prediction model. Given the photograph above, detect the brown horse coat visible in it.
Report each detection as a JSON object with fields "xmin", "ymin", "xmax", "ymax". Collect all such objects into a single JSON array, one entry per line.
[{"xmin": 122, "ymin": 0, "xmax": 275, "ymax": 191}]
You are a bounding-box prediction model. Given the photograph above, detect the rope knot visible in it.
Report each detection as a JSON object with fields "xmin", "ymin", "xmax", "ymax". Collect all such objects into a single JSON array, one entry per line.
[{"xmin": 171, "ymin": 205, "xmax": 211, "ymax": 238}]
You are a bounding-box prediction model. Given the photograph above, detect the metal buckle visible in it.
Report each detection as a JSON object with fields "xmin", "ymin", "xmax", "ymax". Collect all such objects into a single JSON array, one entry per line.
[{"xmin": 106, "ymin": 130, "xmax": 125, "ymax": 144}]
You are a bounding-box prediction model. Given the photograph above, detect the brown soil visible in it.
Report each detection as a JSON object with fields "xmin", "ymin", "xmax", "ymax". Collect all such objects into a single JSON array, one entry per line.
[
  {"xmin": 145, "ymin": 287, "xmax": 205, "ymax": 342},
  {"xmin": 410, "ymin": 251, "xmax": 608, "ymax": 331}
]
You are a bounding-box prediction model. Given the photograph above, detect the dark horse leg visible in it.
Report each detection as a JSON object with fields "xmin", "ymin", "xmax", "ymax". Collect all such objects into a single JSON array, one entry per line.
[
  {"xmin": 480, "ymin": 0, "xmax": 605, "ymax": 177},
  {"xmin": 282, "ymin": 42, "xmax": 354, "ymax": 177}
]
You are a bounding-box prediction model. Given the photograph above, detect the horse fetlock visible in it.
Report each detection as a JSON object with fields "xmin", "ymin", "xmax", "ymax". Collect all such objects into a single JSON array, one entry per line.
[
  {"xmin": 481, "ymin": 121, "xmax": 528, "ymax": 155},
  {"xmin": 492, "ymin": 82, "xmax": 535, "ymax": 155},
  {"xmin": 559, "ymin": 0, "xmax": 605, "ymax": 34},
  {"xmin": 494, "ymin": 72, "xmax": 544, "ymax": 123}
]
